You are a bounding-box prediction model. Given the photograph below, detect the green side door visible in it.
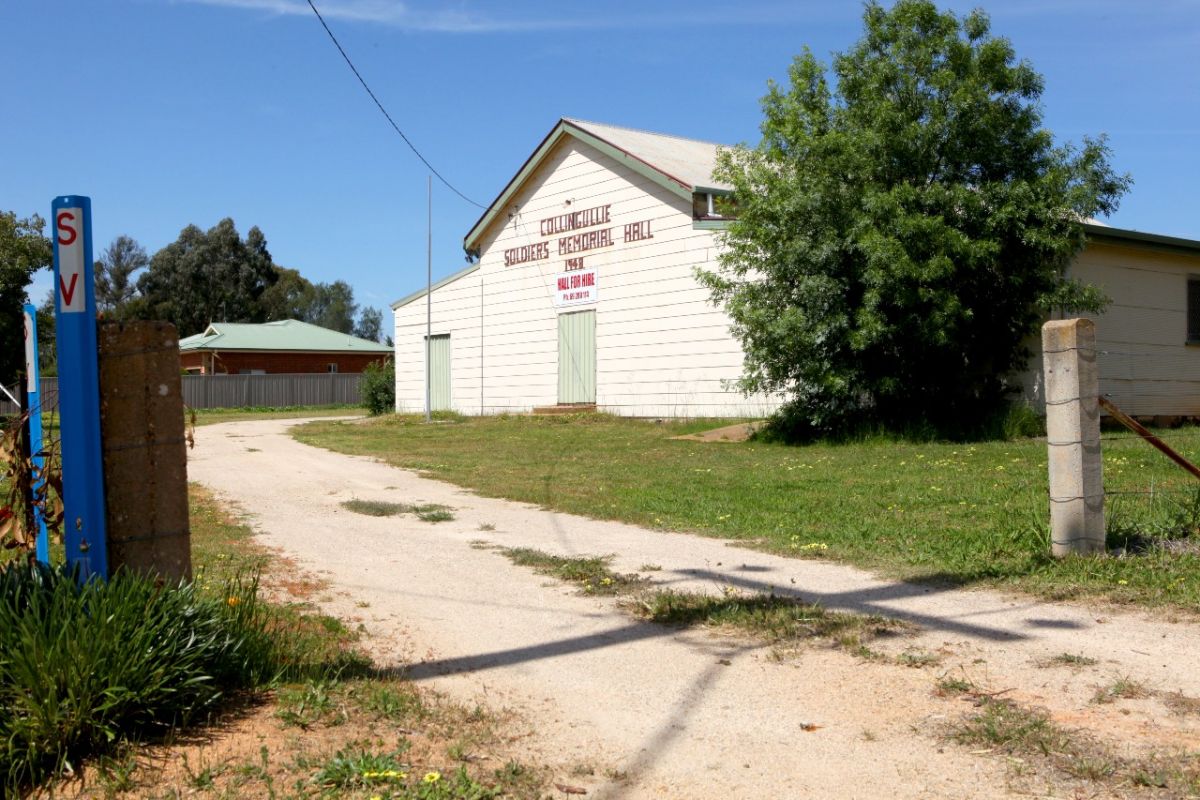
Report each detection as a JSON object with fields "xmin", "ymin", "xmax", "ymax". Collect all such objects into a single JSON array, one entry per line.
[
  {"xmin": 557, "ymin": 310, "xmax": 596, "ymax": 404},
  {"xmin": 427, "ymin": 334, "xmax": 451, "ymax": 411}
]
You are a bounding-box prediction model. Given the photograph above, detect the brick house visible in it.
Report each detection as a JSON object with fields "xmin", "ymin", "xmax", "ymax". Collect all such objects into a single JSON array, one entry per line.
[{"xmin": 179, "ymin": 320, "xmax": 391, "ymax": 375}]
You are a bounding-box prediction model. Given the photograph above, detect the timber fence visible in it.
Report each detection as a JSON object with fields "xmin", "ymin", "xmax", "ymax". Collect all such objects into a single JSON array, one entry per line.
[{"xmin": 1, "ymin": 372, "xmax": 366, "ymax": 415}]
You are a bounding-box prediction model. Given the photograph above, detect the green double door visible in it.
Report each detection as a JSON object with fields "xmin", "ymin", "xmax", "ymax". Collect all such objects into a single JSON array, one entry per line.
[
  {"xmin": 427, "ymin": 334, "xmax": 451, "ymax": 411},
  {"xmin": 557, "ymin": 310, "xmax": 596, "ymax": 404}
]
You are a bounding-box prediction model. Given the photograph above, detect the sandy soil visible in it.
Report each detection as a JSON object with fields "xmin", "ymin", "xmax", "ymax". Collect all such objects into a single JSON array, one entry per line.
[{"xmin": 187, "ymin": 418, "xmax": 1200, "ymax": 799}]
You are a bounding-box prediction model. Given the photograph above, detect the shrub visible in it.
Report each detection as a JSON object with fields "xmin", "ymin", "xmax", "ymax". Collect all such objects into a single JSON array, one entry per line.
[
  {"xmin": 361, "ymin": 360, "xmax": 396, "ymax": 416},
  {"xmin": 0, "ymin": 563, "xmax": 276, "ymax": 791}
]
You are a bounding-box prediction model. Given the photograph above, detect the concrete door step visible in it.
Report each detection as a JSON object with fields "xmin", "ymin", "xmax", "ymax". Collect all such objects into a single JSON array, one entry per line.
[{"xmin": 532, "ymin": 403, "xmax": 597, "ymax": 415}]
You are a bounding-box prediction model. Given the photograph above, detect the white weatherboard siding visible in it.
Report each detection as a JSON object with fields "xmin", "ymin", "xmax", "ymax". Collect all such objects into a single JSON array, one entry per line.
[
  {"xmin": 1021, "ymin": 241, "xmax": 1200, "ymax": 417},
  {"xmin": 394, "ymin": 133, "xmax": 778, "ymax": 417},
  {"xmin": 394, "ymin": 268, "xmax": 483, "ymax": 414}
]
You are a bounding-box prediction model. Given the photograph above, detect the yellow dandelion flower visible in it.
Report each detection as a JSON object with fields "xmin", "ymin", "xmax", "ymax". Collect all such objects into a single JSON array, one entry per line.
[
  {"xmin": 226, "ymin": 596, "xmax": 241, "ymax": 607},
  {"xmin": 423, "ymin": 771, "xmax": 441, "ymax": 783}
]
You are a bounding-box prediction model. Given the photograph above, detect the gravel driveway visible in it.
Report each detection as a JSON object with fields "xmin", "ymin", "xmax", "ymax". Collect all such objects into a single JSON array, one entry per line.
[{"xmin": 188, "ymin": 418, "xmax": 1200, "ymax": 799}]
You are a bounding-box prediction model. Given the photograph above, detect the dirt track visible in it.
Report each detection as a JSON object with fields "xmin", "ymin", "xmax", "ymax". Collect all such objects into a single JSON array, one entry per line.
[{"xmin": 188, "ymin": 418, "xmax": 1200, "ymax": 799}]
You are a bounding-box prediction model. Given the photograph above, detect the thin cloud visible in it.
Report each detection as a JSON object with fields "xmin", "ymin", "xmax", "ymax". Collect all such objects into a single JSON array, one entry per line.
[
  {"xmin": 178, "ymin": 0, "xmax": 826, "ymax": 33},
  {"xmin": 180, "ymin": 0, "xmax": 617, "ymax": 32}
]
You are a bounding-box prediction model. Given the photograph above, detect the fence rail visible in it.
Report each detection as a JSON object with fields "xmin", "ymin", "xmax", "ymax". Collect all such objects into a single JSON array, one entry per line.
[{"xmin": 2, "ymin": 373, "xmax": 366, "ymax": 415}]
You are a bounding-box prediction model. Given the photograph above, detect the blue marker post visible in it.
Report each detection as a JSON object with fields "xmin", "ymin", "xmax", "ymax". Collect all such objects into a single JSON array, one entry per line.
[
  {"xmin": 21, "ymin": 304, "xmax": 50, "ymax": 564},
  {"xmin": 51, "ymin": 196, "xmax": 108, "ymax": 581}
]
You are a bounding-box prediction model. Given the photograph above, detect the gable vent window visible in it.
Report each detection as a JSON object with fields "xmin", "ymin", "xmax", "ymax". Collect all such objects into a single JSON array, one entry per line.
[
  {"xmin": 1190, "ymin": 278, "xmax": 1200, "ymax": 343},
  {"xmin": 692, "ymin": 192, "xmax": 737, "ymax": 221}
]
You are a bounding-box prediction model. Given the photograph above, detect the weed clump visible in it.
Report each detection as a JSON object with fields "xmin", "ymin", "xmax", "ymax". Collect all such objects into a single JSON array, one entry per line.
[{"xmin": 0, "ymin": 561, "xmax": 313, "ymax": 793}]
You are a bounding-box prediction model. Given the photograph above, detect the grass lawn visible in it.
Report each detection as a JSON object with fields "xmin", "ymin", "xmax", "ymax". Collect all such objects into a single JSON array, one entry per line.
[
  {"xmin": 294, "ymin": 413, "xmax": 1200, "ymax": 613},
  {"xmin": 193, "ymin": 405, "xmax": 364, "ymax": 426}
]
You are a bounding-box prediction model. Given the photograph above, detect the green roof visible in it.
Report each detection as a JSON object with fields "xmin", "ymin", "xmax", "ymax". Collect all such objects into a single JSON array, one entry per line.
[{"xmin": 178, "ymin": 320, "xmax": 392, "ymax": 353}]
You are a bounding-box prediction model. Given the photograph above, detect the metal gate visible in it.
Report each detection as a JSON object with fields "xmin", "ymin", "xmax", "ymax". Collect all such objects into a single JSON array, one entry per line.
[
  {"xmin": 427, "ymin": 334, "xmax": 452, "ymax": 411},
  {"xmin": 557, "ymin": 310, "xmax": 596, "ymax": 404}
]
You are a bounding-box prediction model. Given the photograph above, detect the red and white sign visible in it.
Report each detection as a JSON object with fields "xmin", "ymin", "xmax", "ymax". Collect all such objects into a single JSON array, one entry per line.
[
  {"xmin": 23, "ymin": 308, "xmax": 36, "ymax": 393},
  {"xmin": 55, "ymin": 207, "xmax": 85, "ymax": 313},
  {"xmin": 553, "ymin": 267, "xmax": 599, "ymax": 308}
]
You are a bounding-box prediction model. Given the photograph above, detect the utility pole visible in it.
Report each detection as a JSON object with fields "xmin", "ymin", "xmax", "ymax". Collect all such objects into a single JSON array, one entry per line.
[{"xmin": 425, "ymin": 175, "xmax": 432, "ymax": 423}]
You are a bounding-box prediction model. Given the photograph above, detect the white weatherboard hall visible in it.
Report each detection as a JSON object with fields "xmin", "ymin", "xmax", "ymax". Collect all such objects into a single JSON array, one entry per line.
[
  {"xmin": 392, "ymin": 118, "xmax": 780, "ymax": 417},
  {"xmin": 394, "ymin": 118, "xmax": 1200, "ymax": 419}
]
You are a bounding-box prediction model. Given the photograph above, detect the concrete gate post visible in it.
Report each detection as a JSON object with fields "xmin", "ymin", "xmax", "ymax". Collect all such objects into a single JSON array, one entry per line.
[{"xmin": 1042, "ymin": 318, "xmax": 1105, "ymax": 556}]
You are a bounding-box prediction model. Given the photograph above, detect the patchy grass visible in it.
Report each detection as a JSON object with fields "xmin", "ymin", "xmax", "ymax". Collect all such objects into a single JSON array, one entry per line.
[
  {"xmin": 628, "ymin": 589, "xmax": 911, "ymax": 650},
  {"xmin": 950, "ymin": 696, "xmax": 1200, "ymax": 796},
  {"xmin": 497, "ymin": 544, "xmax": 912, "ymax": 655},
  {"xmin": 417, "ymin": 506, "xmax": 455, "ymax": 523},
  {"xmin": 1092, "ymin": 676, "xmax": 1151, "ymax": 705},
  {"xmin": 341, "ymin": 499, "xmax": 410, "ymax": 517},
  {"xmin": 294, "ymin": 413, "xmax": 1200, "ymax": 612},
  {"xmin": 1163, "ymin": 691, "xmax": 1200, "ymax": 717},
  {"xmin": 342, "ymin": 499, "xmax": 456, "ymax": 523},
  {"xmin": 1041, "ymin": 652, "xmax": 1099, "ymax": 668},
  {"xmin": 934, "ymin": 676, "xmax": 977, "ymax": 697},
  {"xmin": 499, "ymin": 548, "xmax": 645, "ymax": 595},
  {"xmin": 952, "ymin": 698, "xmax": 1073, "ymax": 755},
  {"xmin": 193, "ymin": 406, "xmax": 363, "ymax": 427},
  {"xmin": 895, "ymin": 649, "xmax": 942, "ymax": 668}
]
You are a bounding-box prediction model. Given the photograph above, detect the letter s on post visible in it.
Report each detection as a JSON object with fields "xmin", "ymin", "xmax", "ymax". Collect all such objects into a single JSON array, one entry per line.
[{"xmin": 56, "ymin": 211, "xmax": 78, "ymax": 246}]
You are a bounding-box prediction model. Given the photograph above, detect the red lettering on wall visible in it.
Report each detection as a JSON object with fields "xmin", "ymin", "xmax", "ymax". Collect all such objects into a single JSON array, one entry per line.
[
  {"xmin": 56, "ymin": 211, "xmax": 78, "ymax": 246},
  {"xmin": 59, "ymin": 273, "xmax": 79, "ymax": 307}
]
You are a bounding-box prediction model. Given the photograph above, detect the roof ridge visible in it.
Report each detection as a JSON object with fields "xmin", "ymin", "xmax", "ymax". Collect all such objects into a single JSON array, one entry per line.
[{"xmin": 564, "ymin": 117, "xmax": 730, "ymax": 149}]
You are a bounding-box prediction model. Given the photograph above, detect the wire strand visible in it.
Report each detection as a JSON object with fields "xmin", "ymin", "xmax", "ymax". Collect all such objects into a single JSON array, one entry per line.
[{"xmin": 305, "ymin": 0, "xmax": 485, "ymax": 209}]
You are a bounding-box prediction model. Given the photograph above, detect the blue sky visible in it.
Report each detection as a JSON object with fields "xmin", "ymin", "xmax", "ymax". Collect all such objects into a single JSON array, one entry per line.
[{"xmin": 4, "ymin": 0, "xmax": 1197, "ymax": 325}]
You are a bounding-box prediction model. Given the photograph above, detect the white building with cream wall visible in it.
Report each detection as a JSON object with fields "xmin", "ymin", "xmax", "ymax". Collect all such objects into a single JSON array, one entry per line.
[
  {"xmin": 392, "ymin": 118, "xmax": 780, "ymax": 418},
  {"xmin": 394, "ymin": 118, "xmax": 1200, "ymax": 420}
]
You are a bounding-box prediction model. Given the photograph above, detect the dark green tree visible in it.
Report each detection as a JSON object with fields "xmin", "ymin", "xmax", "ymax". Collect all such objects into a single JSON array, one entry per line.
[
  {"xmin": 307, "ymin": 280, "xmax": 357, "ymax": 334},
  {"xmin": 699, "ymin": 0, "xmax": 1129, "ymax": 436},
  {"xmin": 0, "ymin": 212, "xmax": 52, "ymax": 386},
  {"xmin": 36, "ymin": 290, "xmax": 56, "ymax": 376},
  {"xmin": 259, "ymin": 266, "xmax": 316, "ymax": 322},
  {"xmin": 354, "ymin": 306, "xmax": 384, "ymax": 342},
  {"xmin": 95, "ymin": 235, "xmax": 149, "ymax": 317},
  {"xmin": 136, "ymin": 218, "xmax": 277, "ymax": 336}
]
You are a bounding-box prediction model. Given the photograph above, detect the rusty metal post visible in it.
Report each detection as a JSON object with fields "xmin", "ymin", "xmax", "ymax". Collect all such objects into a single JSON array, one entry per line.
[
  {"xmin": 98, "ymin": 321, "xmax": 192, "ymax": 580},
  {"xmin": 1043, "ymin": 319, "xmax": 1105, "ymax": 556}
]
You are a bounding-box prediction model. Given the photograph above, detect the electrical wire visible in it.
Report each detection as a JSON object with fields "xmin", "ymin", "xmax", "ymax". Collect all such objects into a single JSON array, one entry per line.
[{"xmin": 304, "ymin": 0, "xmax": 485, "ymax": 209}]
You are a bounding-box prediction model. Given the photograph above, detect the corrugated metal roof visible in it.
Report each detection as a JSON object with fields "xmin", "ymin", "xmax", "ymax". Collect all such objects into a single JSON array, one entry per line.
[
  {"xmin": 565, "ymin": 118, "xmax": 733, "ymax": 192},
  {"xmin": 178, "ymin": 320, "xmax": 392, "ymax": 353}
]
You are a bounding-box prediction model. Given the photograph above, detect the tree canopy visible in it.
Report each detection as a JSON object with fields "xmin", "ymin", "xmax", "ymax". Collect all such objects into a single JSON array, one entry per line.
[
  {"xmin": 95, "ymin": 235, "xmax": 149, "ymax": 318},
  {"xmin": 0, "ymin": 212, "xmax": 52, "ymax": 386},
  {"xmin": 136, "ymin": 218, "xmax": 277, "ymax": 336},
  {"xmin": 699, "ymin": 0, "xmax": 1129, "ymax": 436}
]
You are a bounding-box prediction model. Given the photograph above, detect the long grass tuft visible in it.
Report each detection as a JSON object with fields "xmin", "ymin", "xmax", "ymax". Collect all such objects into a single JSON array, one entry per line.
[{"xmin": 0, "ymin": 562, "xmax": 278, "ymax": 792}]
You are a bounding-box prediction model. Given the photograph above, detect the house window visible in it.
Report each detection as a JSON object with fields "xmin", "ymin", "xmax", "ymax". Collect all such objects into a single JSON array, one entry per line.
[
  {"xmin": 1190, "ymin": 278, "xmax": 1200, "ymax": 343},
  {"xmin": 327, "ymin": 363, "xmax": 339, "ymax": 373}
]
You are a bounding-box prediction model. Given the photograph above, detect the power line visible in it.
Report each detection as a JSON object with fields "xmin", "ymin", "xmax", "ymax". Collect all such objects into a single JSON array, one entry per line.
[{"xmin": 305, "ymin": 0, "xmax": 485, "ymax": 209}]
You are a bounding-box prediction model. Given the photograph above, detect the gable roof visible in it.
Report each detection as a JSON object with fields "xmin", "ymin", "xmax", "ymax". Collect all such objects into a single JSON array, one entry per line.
[
  {"xmin": 464, "ymin": 118, "xmax": 732, "ymax": 253},
  {"xmin": 178, "ymin": 319, "xmax": 392, "ymax": 353}
]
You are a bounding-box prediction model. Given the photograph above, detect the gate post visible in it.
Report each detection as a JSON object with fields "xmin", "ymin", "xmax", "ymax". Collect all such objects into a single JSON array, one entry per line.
[
  {"xmin": 1043, "ymin": 319, "xmax": 1105, "ymax": 556},
  {"xmin": 52, "ymin": 195, "xmax": 109, "ymax": 580}
]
